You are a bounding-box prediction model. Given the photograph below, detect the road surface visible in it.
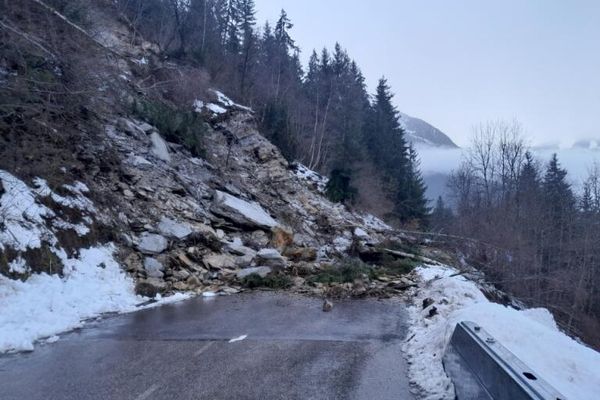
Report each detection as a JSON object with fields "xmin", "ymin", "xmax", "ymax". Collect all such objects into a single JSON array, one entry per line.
[{"xmin": 0, "ymin": 291, "xmax": 414, "ymax": 399}]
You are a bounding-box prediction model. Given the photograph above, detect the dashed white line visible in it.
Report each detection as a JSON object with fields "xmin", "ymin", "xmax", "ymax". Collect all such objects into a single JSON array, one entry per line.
[
  {"xmin": 194, "ymin": 341, "xmax": 214, "ymax": 356},
  {"xmin": 134, "ymin": 383, "xmax": 159, "ymax": 400}
]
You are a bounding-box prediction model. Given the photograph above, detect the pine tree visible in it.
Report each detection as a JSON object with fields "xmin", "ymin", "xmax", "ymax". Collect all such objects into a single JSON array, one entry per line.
[
  {"xmin": 401, "ymin": 144, "xmax": 429, "ymax": 223},
  {"xmin": 274, "ymin": 9, "xmax": 297, "ymax": 54},
  {"xmin": 237, "ymin": 0, "xmax": 256, "ymax": 97},
  {"xmin": 430, "ymin": 196, "xmax": 453, "ymax": 232},
  {"xmin": 366, "ymin": 77, "xmax": 407, "ymax": 174},
  {"xmin": 543, "ymin": 153, "xmax": 575, "ymax": 221}
]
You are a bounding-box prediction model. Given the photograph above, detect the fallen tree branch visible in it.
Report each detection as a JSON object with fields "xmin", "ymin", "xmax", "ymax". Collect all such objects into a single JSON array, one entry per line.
[{"xmin": 0, "ymin": 19, "xmax": 57, "ymax": 59}]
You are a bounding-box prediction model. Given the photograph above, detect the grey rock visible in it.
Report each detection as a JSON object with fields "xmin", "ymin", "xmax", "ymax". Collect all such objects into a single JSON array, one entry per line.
[
  {"xmin": 256, "ymin": 248, "xmax": 283, "ymax": 260},
  {"xmin": 203, "ymin": 253, "xmax": 236, "ymax": 270},
  {"xmin": 158, "ymin": 217, "xmax": 193, "ymax": 240},
  {"xmin": 130, "ymin": 155, "xmax": 153, "ymax": 170},
  {"xmin": 255, "ymin": 248, "xmax": 287, "ymax": 269},
  {"xmin": 211, "ymin": 190, "xmax": 277, "ymax": 230},
  {"xmin": 137, "ymin": 121, "xmax": 154, "ymax": 133},
  {"xmin": 144, "ymin": 257, "xmax": 165, "ymax": 278},
  {"xmin": 135, "ymin": 278, "xmax": 167, "ymax": 298},
  {"xmin": 137, "ymin": 233, "xmax": 169, "ymax": 254},
  {"xmin": 224, "ymin": 238, "xmax": 256, "ymax": 257},
  {"xmin": 150, "ymin": 131, "xmax": 171, "ymax": 162},
  {"xmin": 237, "ymin": 266, "xmax": 272, "ymax": 279},
  {"xmin": 172, "ymin": 269, "xmax": 191, "ymax": 281}
]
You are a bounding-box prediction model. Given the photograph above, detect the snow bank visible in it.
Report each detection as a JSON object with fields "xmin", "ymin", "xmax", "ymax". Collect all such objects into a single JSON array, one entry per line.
[
  {"xmin": 403, "ymin": 265, "xmax": 600, "ymax": 400},
  {"xmin": 0, "ymin": 245, "xmax": 141, "ymax": 352}
]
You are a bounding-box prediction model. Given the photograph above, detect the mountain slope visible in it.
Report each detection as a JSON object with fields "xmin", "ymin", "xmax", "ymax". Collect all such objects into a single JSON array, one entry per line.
[{"xmin": 400, "ymin": 112, "xmax": 458, "ymax": 148}]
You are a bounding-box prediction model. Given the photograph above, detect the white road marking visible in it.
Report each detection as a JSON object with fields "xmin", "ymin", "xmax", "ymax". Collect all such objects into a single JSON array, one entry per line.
[
  {"xmin": 135, "ymin": 384, "xmax": 159, "ymax": 400},
  {"xmin": 194, "ymin": 341, "xmax": 214, "ymax": 356},
  {"xmin": 228, "ymin": 334, "xmax": 248, "ymax": 343}
]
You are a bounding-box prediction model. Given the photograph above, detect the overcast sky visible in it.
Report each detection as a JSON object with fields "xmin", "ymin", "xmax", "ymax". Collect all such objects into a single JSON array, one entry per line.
[{"xmin": 255, "ymin": 0, "xmax": 600, "ymax": 147}]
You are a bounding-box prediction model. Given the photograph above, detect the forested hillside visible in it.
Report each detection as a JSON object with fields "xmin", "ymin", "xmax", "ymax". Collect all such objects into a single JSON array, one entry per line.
[
  {"xmin": 115, "ymin": 0, "xmax": 429, "ymax": 225},
  {"xmin": 429, "ymin": 121, "xmax": 600, "ymax": 348}
]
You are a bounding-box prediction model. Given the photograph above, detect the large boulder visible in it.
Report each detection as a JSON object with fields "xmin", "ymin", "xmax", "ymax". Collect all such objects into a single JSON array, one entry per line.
[
  {"xmin": 137, "ymin": 233, "xmax": 169, "ymax": 254},
  {"xmin": 255, "ymin": 248, "xmax": 287, "ymax": 269},
  {"xmin": 150, "ymin": 131, "xmax": 171, "ymax": 162},
  {"xmin": 270, "ymin": 226, "xmax": 293, "ymax": 250},
  {"xmin": 203, "ymin": 253, "xmax": 236, "ymax": 270},
  {"xmin": 143, "ymin": 257, "xmax": 165, "ymax": 278},
  {"xmin": 210, "ymin": 190, "xmax": 277, "ymax": 230},
  {"xmin": 158, "ymin": 217, "xmax": 193, "ymax": 240},
  {"xmin": 135, "ymin": 278, "xmax": 167, "ymax": 297},
  {"xmin": 237, "ymin": 266, "xmax": 272, "ymax": 279}
]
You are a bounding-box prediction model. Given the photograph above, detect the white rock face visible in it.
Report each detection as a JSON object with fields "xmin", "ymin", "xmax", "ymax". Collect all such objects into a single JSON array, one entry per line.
[
  {"xmin": 256, "ymin": 248, "xmax": 283, "ymax": 260},
  {"xmin": 354, "ymin": 227, "xmax": 369, "ymax": 239},
  {"xmin": 150, "ymin": 131, "xmax": 171, "ymax": 162},
  {"xmin": 158, "ymin": 217, "xmax": 192, "ymax": 240},
  {"xmin": 137, "ymin": 233, "xmax": 168, "ymax": 254},
  {"xmin": 237, "ymin": 266, "xmax": 272, "ymax": 279},
  {"xmin": 211, "ymin": 191, "xmax": 277, "ymax": 229}
]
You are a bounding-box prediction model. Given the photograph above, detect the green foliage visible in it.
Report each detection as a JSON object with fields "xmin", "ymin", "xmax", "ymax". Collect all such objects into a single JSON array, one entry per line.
[
  {"xmin": 309, "ymin": 258, "xmax": 376, "ymax": 284},
  {"xmin": 376, "ymin": 256, "xmax": 419, "ymax": 276},
  {"xmin": 325, "ymin": 168, "xmax": 357, "ymax": 203},
  {"xmin": 131, "ymin": 99, "xmax": 206, "ymax": 157},
  {"xmin": 261, "ymin": 101, "xmax": 296, "ymax": 160},
  {"xmin": 241, "ymin": 273, "xmax": 292, "ymax": 289}
]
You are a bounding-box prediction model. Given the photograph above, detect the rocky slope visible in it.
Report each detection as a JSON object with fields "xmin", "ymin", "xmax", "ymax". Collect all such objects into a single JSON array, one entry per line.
[{"xmin": 0, "ymin": 1, "xmax": 440, "ymax": 306}]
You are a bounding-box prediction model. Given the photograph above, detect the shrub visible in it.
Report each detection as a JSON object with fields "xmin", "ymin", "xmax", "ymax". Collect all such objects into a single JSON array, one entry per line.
[
  {"xmin": 241, "ymin": 274, "xmax": 292, "ymax": 289},
  {"xmin": 326, "ymin": 168, "xmax": 357, "ymax": 203},
  {"xmin": 131, "ymin": 99, "xmax": 206, "ymax": 157},
  {"xmin": 310, "ymin": 258, "xmax": 376, "ymax": 284}
]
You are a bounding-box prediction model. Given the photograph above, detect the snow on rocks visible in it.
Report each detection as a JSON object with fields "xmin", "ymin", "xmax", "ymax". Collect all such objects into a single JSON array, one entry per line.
[
  {"xmin": 211, "ymin": 190, "xmax": 277, "ymax": 230},
  {"xmin": 361, "ymin": 214, "xmax": 392, "ymax": 232},
  {"xmin": 194, "ymin": 89, "xmax": 252, "ymax": 117},
  {"xmin": 0, "ymin": 171, "xmax": 96, "ymax": 254},
  {"xmin": 403, "ymin": 265, "xmax": 600, "ymax": 400},
  {"xmin": 0, "ymin": 171, "xmax": 53, "ymax": 251},
  {"xmin": 292, "ymin": 163, "xmax": 328, "ymax": 193}
]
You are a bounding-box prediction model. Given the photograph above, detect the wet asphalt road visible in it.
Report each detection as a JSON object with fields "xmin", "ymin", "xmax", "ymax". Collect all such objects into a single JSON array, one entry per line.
[{"xmin": 0, "ymin": 292, "xmax": 414, "ymax": 400}]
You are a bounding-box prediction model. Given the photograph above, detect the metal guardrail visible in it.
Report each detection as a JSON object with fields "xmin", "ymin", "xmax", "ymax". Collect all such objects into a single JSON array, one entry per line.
[{"xmin": 443, "ymin": 321, "xmax": 566, "ymax": 400}]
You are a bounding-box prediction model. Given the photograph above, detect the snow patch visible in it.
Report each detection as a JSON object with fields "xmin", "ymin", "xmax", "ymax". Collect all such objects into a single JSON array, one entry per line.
[
  {"xmin": 361, "ymin": 214, "xmax": 392, "ymax": 232},
  {"xmin": 403, "ymin": 265, "xmax": 600, "ymax": 400},
  {"xmin": 293, "ymin": 163, "xmax": 328, "ymax": 193},
  {"xmin": 0, "ymin": 171, "xmax": 55, "ymax": 251}
]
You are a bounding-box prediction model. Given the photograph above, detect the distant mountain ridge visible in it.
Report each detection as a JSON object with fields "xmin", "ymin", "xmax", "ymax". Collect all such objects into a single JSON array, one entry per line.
[{"xmin": 399, "ymin": 112, "xmax": 459, "ymax": 148}]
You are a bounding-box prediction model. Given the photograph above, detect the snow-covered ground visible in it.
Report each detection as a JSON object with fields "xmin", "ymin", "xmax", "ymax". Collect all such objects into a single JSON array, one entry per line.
[
  {"xmin": 0, "ymin": 171, "xmax": 189, "ymax": 354},
  {"xmin": 403, "ymin": 265, "xmax": 600, "ymax": 400}
]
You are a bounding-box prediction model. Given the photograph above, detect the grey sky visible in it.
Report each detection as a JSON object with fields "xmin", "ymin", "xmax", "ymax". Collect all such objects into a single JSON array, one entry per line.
[{"xmin": 255, "ymin": 0, "xmax": 600, "ymax": 147}]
